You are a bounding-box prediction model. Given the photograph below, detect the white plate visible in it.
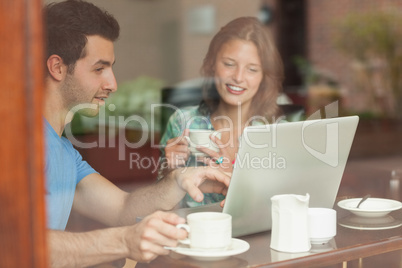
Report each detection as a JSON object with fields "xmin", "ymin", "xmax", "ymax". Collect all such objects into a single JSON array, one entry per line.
[
  {"xmin": 167, "ymin": 238, "xmax": 250, "ymax": 261},
  {"xmin": 337, "ymin": 198, "xmax": 402, "ymax": 217},
  {"xmin": 339, "ymin": 214, "xmax": 402, "ymax": 230}
]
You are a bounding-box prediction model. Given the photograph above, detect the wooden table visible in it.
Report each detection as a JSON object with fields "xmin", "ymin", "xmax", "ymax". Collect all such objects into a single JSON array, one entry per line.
[{"xmin": 135, "ymin": 204, "xmax": 402, "ymax": 268}]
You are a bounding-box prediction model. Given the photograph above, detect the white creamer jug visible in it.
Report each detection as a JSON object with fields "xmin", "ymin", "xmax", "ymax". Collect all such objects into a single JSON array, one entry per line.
[{"xmin": 270, "ymin": 193, "xmax": 311, "ymax": 253}]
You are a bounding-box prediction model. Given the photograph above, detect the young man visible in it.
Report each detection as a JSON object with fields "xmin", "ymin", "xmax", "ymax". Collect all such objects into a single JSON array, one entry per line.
[{"xmin": 43, "ymin": 1, "xmax": 229, "ymax": 266}]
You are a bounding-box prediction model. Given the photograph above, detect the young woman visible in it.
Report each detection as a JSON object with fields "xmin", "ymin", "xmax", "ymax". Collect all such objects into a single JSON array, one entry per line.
[{"xmin": 159, "ymin": 17, "xmax": 285, "ymax": 207}]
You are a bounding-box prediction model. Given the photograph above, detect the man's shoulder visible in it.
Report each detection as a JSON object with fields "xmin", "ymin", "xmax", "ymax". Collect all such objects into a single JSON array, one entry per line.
[{"xmin": 60, "ymin": 136, "xmax": 75, "ymax": 148}]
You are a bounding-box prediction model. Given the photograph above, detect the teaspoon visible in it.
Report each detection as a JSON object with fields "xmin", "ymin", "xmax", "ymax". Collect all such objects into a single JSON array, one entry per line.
[{"xmin": 356, "ymin": 194, "xmax": 371, "ymax": 208}]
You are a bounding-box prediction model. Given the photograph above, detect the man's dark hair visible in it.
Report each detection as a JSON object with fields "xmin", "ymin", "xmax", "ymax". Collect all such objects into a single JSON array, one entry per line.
[{"xmin": 44, "ymin": 0, "xmax": 120, "ymax": 72}]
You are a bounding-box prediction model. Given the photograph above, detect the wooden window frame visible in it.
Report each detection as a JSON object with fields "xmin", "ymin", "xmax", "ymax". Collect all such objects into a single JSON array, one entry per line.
[{"xmin": 0, "ymin": 0, "xmax": 47, "ymax": 267}]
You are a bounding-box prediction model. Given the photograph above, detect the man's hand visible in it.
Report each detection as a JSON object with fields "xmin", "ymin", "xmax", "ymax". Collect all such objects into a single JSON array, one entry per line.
[
  {"xmin": 126, "ymin": 211, "xmax": 186, "ymax": 263},
  {"xmin": 48, "ymin": 211, "xmax": 187, "ymax": 266},
  {"xmin": 173, "ymin": 166, "xmax": 231, "ymax": 203}
]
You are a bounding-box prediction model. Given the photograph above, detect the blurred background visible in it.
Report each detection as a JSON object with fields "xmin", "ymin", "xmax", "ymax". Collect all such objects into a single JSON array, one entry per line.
[
  {"xmin": 42, "ymin": 0, "xmax": 402, "ymax": 212},
  {"xmin": 43, "ymin": 0, "xmax": 402, "ymax": 124}
]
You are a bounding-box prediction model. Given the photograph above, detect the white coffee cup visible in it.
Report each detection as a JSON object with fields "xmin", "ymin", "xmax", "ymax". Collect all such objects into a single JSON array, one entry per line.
[
  {"xmin": 177, "ymin": 212, "xmax": 232, "ymax": 250},
  {"xmin": 308, "ymin": 208, "xmax": 337, "ymax": 244},
  {"xmin": 185, "ymin": 130, "xmax": 221, "ymax": 156}
]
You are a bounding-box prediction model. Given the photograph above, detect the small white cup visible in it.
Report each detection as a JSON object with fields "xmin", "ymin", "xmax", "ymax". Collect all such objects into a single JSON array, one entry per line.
[
  {"xmin": 308, "ymin": 208, "xmax": 337, "ymax": 245},
  {"xmin": 185, "ymin": 130, "xmax": 221, "ymax": 156},
  {"xmin": 177, "ymin": 212, "xmax": 232, "ymax": 250}
]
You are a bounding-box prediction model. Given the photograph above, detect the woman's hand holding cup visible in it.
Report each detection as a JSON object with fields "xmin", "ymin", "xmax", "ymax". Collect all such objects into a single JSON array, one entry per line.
[{"xmin": 165, "ymin": 129, "xmax": 191, "ymax": 169}]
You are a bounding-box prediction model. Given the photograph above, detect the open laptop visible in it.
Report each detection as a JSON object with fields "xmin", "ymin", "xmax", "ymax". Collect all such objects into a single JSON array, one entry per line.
[{"xmin": 173, "ymin": 116, "xmax": 359, "ymax": 237}]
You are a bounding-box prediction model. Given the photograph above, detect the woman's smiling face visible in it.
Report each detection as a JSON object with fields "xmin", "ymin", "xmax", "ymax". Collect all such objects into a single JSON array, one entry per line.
[{"xmin": 213, "ymin": 38, "xmax": 263, "ymax": 109}]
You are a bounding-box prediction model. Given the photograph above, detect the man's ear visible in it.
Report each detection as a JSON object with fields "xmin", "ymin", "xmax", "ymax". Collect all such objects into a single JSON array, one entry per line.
[{"xmin": 47, "ymin": 55, "xmax": 67, "ymax": 81}]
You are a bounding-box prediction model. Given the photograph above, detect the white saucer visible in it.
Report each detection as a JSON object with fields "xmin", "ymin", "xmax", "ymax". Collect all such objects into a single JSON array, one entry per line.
[
  {"xmin": 339, "ymin": 214, "xmax": 402, "ymax": 230},
  {"xmin": 168, "ymin": 238, "xmax": 250, "ymax": 261},
  {"xmin": 310, "ymin": 239, "xmax": 337, "ymax": 253},
  {"xmin": 337, "ymin": 198, "xmax": 402, "ymax": 217},
  {"xmin": 310, "ymin": 236, "xmax": 334, "ymax": 245}
]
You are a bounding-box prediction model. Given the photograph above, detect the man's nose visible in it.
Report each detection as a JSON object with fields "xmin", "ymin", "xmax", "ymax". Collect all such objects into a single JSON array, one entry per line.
[{"xmin": 105, "ymin": 71, "xmax": 117, "ymax": 93}]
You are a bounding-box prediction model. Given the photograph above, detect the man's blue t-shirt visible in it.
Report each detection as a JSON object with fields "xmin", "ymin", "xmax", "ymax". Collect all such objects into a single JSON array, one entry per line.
[{"xmin": 44, "ymin": 119, "xmax": 97, "ymax": 230}]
